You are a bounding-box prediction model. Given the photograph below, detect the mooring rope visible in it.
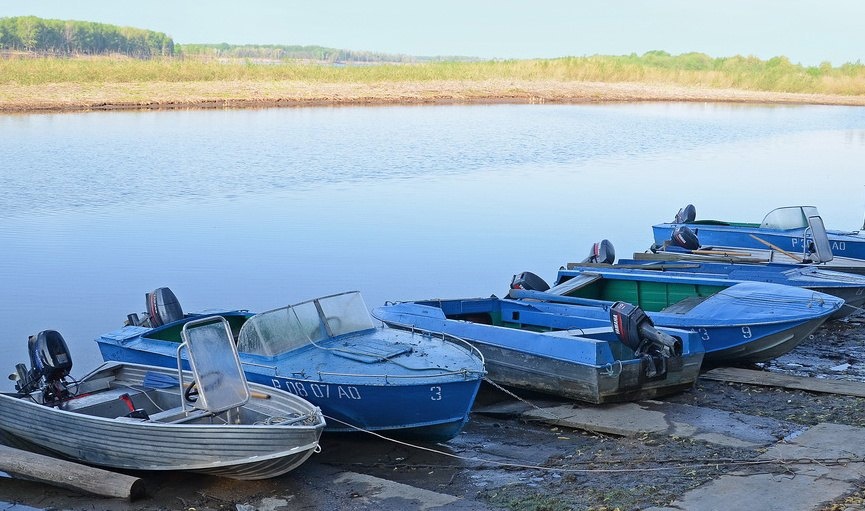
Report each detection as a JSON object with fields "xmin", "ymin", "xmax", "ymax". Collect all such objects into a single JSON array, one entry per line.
[
  {"xmin": 840, "ymin": 302, "xmax": 865, "ymax": 316},
  {"xmin": 479, "ymin": 376, "xmax": 593, "ymax": 425}
]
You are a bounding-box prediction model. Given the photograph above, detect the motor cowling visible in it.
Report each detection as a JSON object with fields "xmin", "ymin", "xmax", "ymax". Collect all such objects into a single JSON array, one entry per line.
[
  {"xmin": 674, "ymin": 204, "xmax": 696, "ymax": 223},
  {"xmin": 146, "ymin": 287, "xmax": 184, "ymax": 327},
  {"xmin": 510, "ymin": 271, "xmax": 550, "ymax": 292},
  {"xmin": 13, "ymin": 330, "xmax": 74, "ymax": 403},
  {"xmin": 583, "ymin": 239, "xmax": 616, "ymax": 264},
  {"xmin": 670, "ymin": 225, "xmax": 700, "ymax": 250},
  {"xmin": 609, "ymin": 301, "xmax": 683, "ymax": 380},
  {"xmin": 29, "ymin": 330, "xmax": 73, "ymax": 383}
]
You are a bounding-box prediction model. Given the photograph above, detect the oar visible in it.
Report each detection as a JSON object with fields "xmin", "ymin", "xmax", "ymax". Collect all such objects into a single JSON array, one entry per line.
[
  {"xmin": 748, "ymin": 234, "xmax": 802, "ymax": 262},
  {"xmin": 691, "ymin": 248, "xmax": 753, "ymax": 257},
  {"xmin": 508, "ymin": 288, "xmax": 610, "ymax": 309}
]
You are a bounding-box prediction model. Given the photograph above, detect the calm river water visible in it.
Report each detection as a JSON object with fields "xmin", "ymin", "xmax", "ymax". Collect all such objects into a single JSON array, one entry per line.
[{"xmin": 2, "ymin": 103, "xmax": 864, "ymax": 389}]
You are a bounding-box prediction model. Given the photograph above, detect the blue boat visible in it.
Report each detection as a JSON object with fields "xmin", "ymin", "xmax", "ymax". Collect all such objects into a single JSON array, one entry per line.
[
  {"xmin": 372, "ymin": 298, "xmax": 705, "ymax": 404},
  {"xmin": 564, "ymin": 244, "xmax": 865, "ymax": 320},
  {"xmin": 96, "ymin": 289, "xmax": 486, "ymax": 441},
  {"xmin": 508, "ymin": 269, "xmax": 843, "ymax": 365},
  {"xmin": 632, "ymin": 243, "xmax": 865, "ymax": 275},
  {"xmin": 652, "ymin": 205, "xmax": 865, "ymax": 262}
]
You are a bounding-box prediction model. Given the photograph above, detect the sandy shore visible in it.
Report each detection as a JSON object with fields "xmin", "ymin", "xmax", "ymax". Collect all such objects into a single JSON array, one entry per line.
[{"xmin": 2, "ymin": 80, "xmax": 864, "ymax": 113}]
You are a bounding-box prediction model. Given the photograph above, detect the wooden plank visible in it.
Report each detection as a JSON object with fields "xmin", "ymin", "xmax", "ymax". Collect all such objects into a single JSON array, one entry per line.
[
  {"xmin": 0, "ymin": 444, "xmax": 145, "ymax": 500},
  {"xmin": 701, "ymin": 367, "xmax": 865, "ymax": 398}
]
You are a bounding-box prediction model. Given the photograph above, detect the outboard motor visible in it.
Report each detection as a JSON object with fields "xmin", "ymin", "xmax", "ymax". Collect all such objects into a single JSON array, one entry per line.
[
  {"xmin": 12, "ymin": 330, "xmax": 74, "ymax": 404},
  {"xmin": 674, "ymin": 204, "xmax": 696, "ymax": 224},
  {"xmin": 510, "ymin": 271, "xmax": 550, "ymax": 292},
  {"xmin": 146, "ymin": 287, "xmax": 184, "ymax": 327},
  {"xmin": 582, "ymin": 239, "xmax": 616, "ymax": 264},
  {"xmin": 670, "ymin": 225, "xmax": 701, "ymax": 250},
  {"xmin": 609, "ymin": 302, "xmax": 683, "ymax": 380}
]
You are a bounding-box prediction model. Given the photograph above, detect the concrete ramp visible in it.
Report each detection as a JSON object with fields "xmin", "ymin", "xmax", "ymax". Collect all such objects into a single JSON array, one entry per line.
[
  {"xmin": 646, "ymin": 422, "xmax": 865, "ymax": 511},
  {"xmin": 332, "ymin": 471, "xmax": 462, "ymax": 510},
  {"xmin": 520, "ymin": 400, "xmax": 799, "ymax": 448}
]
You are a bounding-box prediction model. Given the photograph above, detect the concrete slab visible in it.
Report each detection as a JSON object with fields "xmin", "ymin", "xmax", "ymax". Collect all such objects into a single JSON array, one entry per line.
[
  {"xmin": 645, "ymin": 423, "xmax": 865, "ymax": 511},
  {"xmin": 332, "ymin": 471, "xmax": 460, "ymax": 511},
  {"xmin": 473, "ymin": 400, "xmax": 563, "ymax": 417},
  {"xmin": 522, "ymin": 400, "xmax": 799, "ymax": 447}
]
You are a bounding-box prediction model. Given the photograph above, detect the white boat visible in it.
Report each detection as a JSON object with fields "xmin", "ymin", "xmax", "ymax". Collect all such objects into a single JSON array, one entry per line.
[{"xmin": 0, "ymin": 316, "xmax": 325, "ymax": 480}]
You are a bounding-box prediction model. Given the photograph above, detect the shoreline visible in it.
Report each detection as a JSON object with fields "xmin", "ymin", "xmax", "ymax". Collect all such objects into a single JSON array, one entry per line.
[{"xmin": 2, "ymin": 80, "xmax": 865, "ymax": 113}]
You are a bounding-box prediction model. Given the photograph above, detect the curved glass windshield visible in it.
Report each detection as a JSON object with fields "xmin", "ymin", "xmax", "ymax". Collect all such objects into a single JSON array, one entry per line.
[
  {"xmin": 760, "ymin": 206, "xmax": 819, "ymax": 230},
  {"xmin": 236, "ymin": 291, "xmax": 375, "ymax": 357}
]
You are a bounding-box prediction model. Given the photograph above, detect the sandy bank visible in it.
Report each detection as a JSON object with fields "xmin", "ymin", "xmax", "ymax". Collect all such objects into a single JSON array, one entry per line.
[{"xmin": 2, "ymin": 80, "xmax": 864, "ymax": 113}]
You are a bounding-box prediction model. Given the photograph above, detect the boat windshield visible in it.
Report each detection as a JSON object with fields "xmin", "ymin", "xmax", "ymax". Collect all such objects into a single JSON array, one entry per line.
[
  {"xmin": 760, "ymin": 206, "xmax": 819, "ymax": 230},
  {"xmin": 807, "ymin": 215, "xmax": 834, "ymax": 263},
  {"xmin": 236, "ymin": 291, "xmax": 376, "ymax": 357},
  {"xmin": 181, "ymin": 316, "xmax": 250, "ymax": 413}
]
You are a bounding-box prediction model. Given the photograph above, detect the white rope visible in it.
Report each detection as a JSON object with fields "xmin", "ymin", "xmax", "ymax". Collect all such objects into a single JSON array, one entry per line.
[{"xmin": 840, "ymin": 302, "xmax": 865, "ymax": 316}]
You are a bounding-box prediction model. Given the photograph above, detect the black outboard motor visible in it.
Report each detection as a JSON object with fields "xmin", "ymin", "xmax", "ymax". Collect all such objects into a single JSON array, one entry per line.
[
  {"xmin": 674, "ymin": 204, "xmax": 696, "ymax": 223},
  {"xmin": 670, "ymin": 225, "xmax": 701, "ymax": 250},
  {"xmin": 510, "ymin": 271, "xmax": 550, "ymax": 292},
  {"xmin": 609, "ymin": 302, "xmax": 683, "ymax": 380},
  {"xmin": 30, "ymin": 330, "xmax": 73, "ymax": 382},
  {"xmin": 13, "ymin": 330, "xmax": 74, "ymax": 404},
  {"xmin": 146, "ymin": 287, "xmax": 184, "ymax": 327},
  {"xmin": 582, "ymin": 239, "xmax": 616, "ymax": 264}
]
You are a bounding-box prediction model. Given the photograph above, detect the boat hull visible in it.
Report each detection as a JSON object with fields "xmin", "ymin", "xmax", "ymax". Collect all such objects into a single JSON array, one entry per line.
[
  {"xmin": 540, "ymin": 273, "xmax": 842, "ymax": 364},
  {"xmin": 699, "ymin": 315, "xmax": 827, "ymax": 365},
  {"xmin": 630, "ymin": 249, "xmax": 865, "ymax": 276},
  {"xmin": 0, "ymin": 363, "xmax": 324, "ymax": 480},
  {"xmin": 472, "ymin": 340, "xmax": 701, "ymax": 404},
  {"xmin": 567, "ymin": 261, "xmax": 865, "ymax": 320},
  {"xmin": 372, "ymin": 300, "xmax": 704, "ymax": 404},
  {"xmin": 652, "ymin": 223, "xmax": 865, "ymax": 261},
  {"xmin": 97, "ymin": 327, "xmax": 483, "ymax": 442}
]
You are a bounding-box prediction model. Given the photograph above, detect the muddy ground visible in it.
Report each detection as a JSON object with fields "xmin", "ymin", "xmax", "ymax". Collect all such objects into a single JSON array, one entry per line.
[{"xmin": 1, "ymin": 317, "xmax": 864, "ymax": 511}]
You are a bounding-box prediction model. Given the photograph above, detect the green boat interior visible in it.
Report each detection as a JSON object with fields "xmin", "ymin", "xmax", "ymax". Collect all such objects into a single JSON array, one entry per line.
[
  {"xmin": 553, "ymin": 274, "xmax": 726, "ymax": 313},
  {"xmin": 144, "ymin": 313, "xmax": 251, "ymax": 343}
]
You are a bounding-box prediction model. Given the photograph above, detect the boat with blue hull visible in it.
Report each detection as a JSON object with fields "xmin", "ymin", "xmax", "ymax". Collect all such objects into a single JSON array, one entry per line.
[
  {"xmin": 631, "ymin": 245, "xmax": 865, "ymax": 275},
  {"xmin": 372, "ymin": 298, "xmax": 705, "ymax": 404},
  {"xmin": 96, "ymin": 289, "xmax": 486, "ymax": 442},
  {"xmin": 508, "ymin": 270, "xmax": 843, "ymax": 365},
  {"xmin": 652, "ymin": 205, "xmax": 865, "ymax": 262},
  {"xmin": 564, "ymin": 257, "xmax": 865, "ymax": 320}
]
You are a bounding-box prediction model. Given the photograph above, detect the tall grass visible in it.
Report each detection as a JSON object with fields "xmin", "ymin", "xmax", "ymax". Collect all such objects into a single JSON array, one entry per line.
[{"xmin": 2, "ymin": 51, "xmax": 864, "ymax": 95}]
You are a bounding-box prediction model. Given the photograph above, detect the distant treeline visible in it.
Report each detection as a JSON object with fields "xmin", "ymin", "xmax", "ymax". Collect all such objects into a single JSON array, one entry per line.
[
  {"xmin": 178, "ymin": 43, "xmax": 436, "ymax": 63},
  {"xmin": 0, "ymin": 16, "xmax": 465, "ymax": 63},
  {"xmin": 0, "ymin": 16, "xmax": 174, "ymax": 57}
]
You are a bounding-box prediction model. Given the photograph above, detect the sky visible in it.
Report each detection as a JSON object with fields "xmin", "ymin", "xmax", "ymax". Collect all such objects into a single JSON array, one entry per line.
[{"xmin": 2, "ymin": 0, "xmax": 864, "ymax": 66}]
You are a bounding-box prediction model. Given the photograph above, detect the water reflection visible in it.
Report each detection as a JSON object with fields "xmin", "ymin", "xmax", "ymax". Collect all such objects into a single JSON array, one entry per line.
[{"xmin": 1, "ymin": 103, "xmax": 864, "ymax": 388}]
